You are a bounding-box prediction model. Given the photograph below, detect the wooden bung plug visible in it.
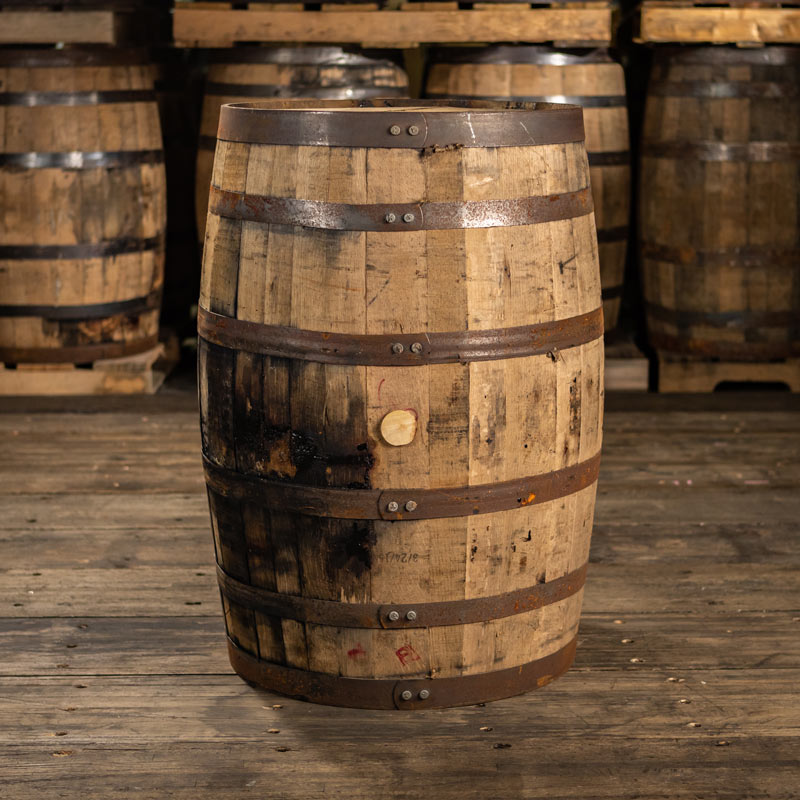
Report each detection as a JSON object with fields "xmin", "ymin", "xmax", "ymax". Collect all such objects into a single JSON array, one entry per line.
[{"xmin": 380, "ymin": 410, "xmax": 417, "ymax": 446}]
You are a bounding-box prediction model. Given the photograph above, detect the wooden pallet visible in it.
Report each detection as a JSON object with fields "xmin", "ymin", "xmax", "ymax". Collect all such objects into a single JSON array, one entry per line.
[
  {"xmin": 638, "ymin": 1, "xmax": 800, "ymax": 45},
  {"xmin": 605, "ymin": 333, "xmax": 650, "ymax": 392},
  {"xmin": 658, "ymin": 357, "xmax": 800, "ymax": 393},
  {"xmin": 173, "ymin": 1, "xmax": 615, "ymax": 48},
  {"xmin": 0, "ymin": 1, "xmax": 167, "ymax": 46},
  {"xmin": 0, "ymin": 337, "xmax": 179, "ymax": 397}
]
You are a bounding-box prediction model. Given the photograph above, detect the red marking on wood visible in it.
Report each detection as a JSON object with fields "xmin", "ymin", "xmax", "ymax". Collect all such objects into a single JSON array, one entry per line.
[
  {"xmin": 377, "ymin": 378, "xmax": 385, "ymax": 401},
  {"xmin": 347, "ymin": 644, "xmax": 366, "ymax": 659},
  {"xmin": 403, "ymin": 407, "xmax": 419, "ymax": 420},
  {"xmin": 395, "ymin": 644, "xmax": 421, "ymax": 666}
]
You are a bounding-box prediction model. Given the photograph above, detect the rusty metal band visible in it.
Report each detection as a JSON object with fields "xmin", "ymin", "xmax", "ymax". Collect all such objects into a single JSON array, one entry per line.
[
  {"xmin": 0, "ymin": 48, "xmax": 148, "ymax": 68},
  {"xmin": 217, "ymin": 99, "xmax": 586, "ymax": 148},
  {"xmin": 648, "ymin": 81, "xmax": 799, "ymax": 99},
  {"xmin": 0, "ymin": 234, "xmax": 163, "ymax": 261},
  {"xmin": 197, "ymin": 305, "xmax": 604, "ymax": 366},
  {"xmin": 208, "ymin": 186, "xmax": 593, "ymax": 231},
  {"xmin": 208, "ymin": 47, "xmax": 404, "ymax": 66},
  {"xmin": 0, "ymin": 90, "xmax": 156, "ymax": 107},
  {"xmin": 649, "ymin": 333, "xmax": 798, "ymax": 361},
  {"xmin": 218, "ymin": 563, "xmax": 587, "ymax": 630},
  {"xmin": 641, "ymin": 242, "xmax": 800, "ymax": 268},
  {"xmin": 597, "ymin": 225, "xmax": 629, "ymax": 244},
  {"xmin": 0, "ymin": 334, "xmax": 159, "ymax": 365},
  {"xmin": 656, "ymin": 46, "xmax": 800, "ymax": 67},
  {"xmin": 429, "ymin": 46, "xmax": 613, "ymax": 66},
  {"xmin": 205, "ymin": 82, "xmax": 406, "ymax": 99},
  {"xmin": 202, "ymin": 450, "xmax": 601, "ymax": 521},
  {"xmin": 426, "ymin": 91, "xmax": 625, "ymax": 108},
  {"xmin": 601, "ymin": 286, "xmax": 623, "ymax": 301},
  {"xmin": 641, "ymin": 141, "xmax": 800, "ymax": 162},
  {"xmin": 587, "ymin": 151, "xmax": 629, "ymax": 167},
  {"xmin": 645, "ymin": 302, "xmax": 798, "ymax": 330},
  {"xmin": 0, "ymin": 289, "xmax": 162, "ymax": 321},
  {"xmin": 226, "ymin": 635, "xmax": 577, "ymax": 710},
  {"xmin": 0, "ymin": 150, "xmax": 164, "ymax": 169}
]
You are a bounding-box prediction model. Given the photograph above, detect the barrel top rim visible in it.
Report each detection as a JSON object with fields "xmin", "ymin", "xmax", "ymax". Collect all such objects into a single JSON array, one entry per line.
[
  {"xmin": 428, "ymin": 45, "xmax": 615, "ymax": 66},
  {"xmin": 0, "ymin": 47, "xmax": 149, "ymax": 67},
  {"xmin": 217, "ymin": 98, "xmax": 586, "ymax": 148}
]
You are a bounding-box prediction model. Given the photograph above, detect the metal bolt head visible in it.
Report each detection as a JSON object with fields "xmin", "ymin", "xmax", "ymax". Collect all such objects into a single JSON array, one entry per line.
[
  {"xmin": 410, "ymin": 342, "xmax": 423, "ymax": 354},
  {"xmin": 406, "ymin": 610, "xmax": 417, "ymax": 621},
  {"xmin": 391, "ymin": 342, "xmax": 404, "ymax": 355},
  {"xmin": 407, "ymin": 125, "xmax": 420, "ymax": 136},
  {"xmin": 387, "ymin": 500, "xmax": 399, "ymax": 512},
  {"xmin": 400, "ymin": 690, "xmax": 413, "ymax": 701},
  {"xmin": 418, "ymin": 689, "xmax": 430, "ymax": 700},
  {"xmin": 405, "ymin": 500, "xmax": 417, "ymax": 512},
  {"xmin": 389, "ymin": 125, "xmax": 402, "ymax": 136},
  {"xmin": 385, "ymin": 212, "xmax": 397, "ymax": 224},
  {"xmin": 402, "ymin": 213, "xmax": 415, "ymax": 224},
  {"xmin": 387, "ymin": 610, "xmax": 400, "ymax": 622}
]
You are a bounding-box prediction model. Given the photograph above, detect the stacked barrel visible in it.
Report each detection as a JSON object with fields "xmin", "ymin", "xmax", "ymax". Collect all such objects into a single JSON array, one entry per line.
[
  {"xmin": 640, "ymin": 47, "xmax": 800, "ymax": 372},
  {"xmin": 0, "ymin": 47, "xmax": 167, "ymax": 365}
]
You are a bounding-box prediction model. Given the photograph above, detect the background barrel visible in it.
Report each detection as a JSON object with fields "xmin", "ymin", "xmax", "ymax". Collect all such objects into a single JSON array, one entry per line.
[
  {"xmin": 425, "ymin": 46, "xmax": 630, "ymax": 332},
  {"xmin": 640, "ymin": 46, "xmax": 800, "ymax": 362},
  {"xmin": 0, "ymin": 47, "xmax": 166, "ymax": 364},
  {"xmin": 198, "ymin": 99, "xmax": 604, "ymax": 709},
  {"xmin": 195, "ymin": 47, "xmax": 409, "ymax": 244}
]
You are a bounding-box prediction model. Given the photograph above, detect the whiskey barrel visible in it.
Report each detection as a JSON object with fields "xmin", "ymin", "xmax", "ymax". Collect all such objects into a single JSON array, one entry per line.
[
  {"xmin": 198, "ymin": 99, "xmax": 604, "ymax": 709},
  {"xmin": 196, "ymin": 47, "xmax": 409, "ymax": 243},
  {"xmin": 640, "ymin": 47, "xmax": 800, "ymax": 361},
  {"xmin": 426, "ymin": 46, "xmax": 630, "ymax": 331},
  {"xmin": 0, "ymin": 48, "xmax": 166, "ymax": 364}
]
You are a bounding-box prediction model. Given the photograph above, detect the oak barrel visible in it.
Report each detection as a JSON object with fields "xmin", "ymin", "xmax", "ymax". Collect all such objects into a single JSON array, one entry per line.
[
  {"xmin": 425, "ymin": 46, "xmax": 630, "ymax": 331},
  {"xmin": 0, "ymin": 47, "xmax": 166, "ymax": 364},
  {"xmin": 196, "ymin": 47, "xmax": 409, "ymax": 243},
  {"xmin": 199, "ymin": 99, "xmax": 604, "ymax": 709},
  {"xmin": 640, "ymin": 47, "xmax": 800, "ymax": 361}
]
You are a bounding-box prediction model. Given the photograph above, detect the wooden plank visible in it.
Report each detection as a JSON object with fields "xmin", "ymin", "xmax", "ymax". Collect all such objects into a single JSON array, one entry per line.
[
  {"xmin": 658, "ymin": 358, "xmax": 800, "ymax": 393},
  {"xmin": 0, "ymin": 11, "xmax": 119, "ymax": 45},
  {"xmin": 172, "ymin": 8, "xmax": 613, "ymax": 47},
  {"xmin": 0, "ymin": 343, "xmax": 178, "ymax": 397},
  {"xmin": 3, "ymin": 736, "xmax": 799, "ymax": 800},
  {"xmin": 1, "ymin": 612, "xmax": 798, "ymax": 677},
  {"xmin": 1, "ymin": 670, "xmax": 798, "ymax": 742},
  {"xmin": 639, "ymin": 6, "xmax": 800, "ymax": 44}
]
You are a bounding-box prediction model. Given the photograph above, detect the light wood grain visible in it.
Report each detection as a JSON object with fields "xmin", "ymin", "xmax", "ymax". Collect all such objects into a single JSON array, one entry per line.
[
  {"xmin": 174, "ymin": 8, "xmax": 614, "ymax": 48},
  {"xmin": 639, "ymin": 5, "xmax": 800, "ymax": 45},
  {"xmin": 425, "ymin": 49, "xmax": 629, "ymax": 331}
]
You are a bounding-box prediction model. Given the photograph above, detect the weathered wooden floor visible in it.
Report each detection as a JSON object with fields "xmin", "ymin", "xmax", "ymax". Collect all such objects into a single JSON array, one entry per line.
[{"xmin": 1, "ymin": 391, "xmax": 799, "ymax": 799}]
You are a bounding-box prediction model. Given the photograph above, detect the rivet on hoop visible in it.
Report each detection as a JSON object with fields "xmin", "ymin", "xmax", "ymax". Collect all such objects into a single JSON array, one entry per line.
[
  {"xmin": 407, "ymin": 125, "xmax": 420, "ymax": 136},
  {"xmin": 402, "ymin": 213, "xmax": 415, "ymax": 224},
  {"xmin": 418, "ymin": 689, "xmax": 430, "ymax": 700},
  {"xmin": 387, "ymin": 610, "xmax": 400, "ymax": 622},
  {"xmin": 391, "ymin": 342, "xmax": 404, "ymax": 354},
  {"xmin": 387, "ymin": 500, "xmax": 400, "ymax": 512},
  {"xmin": 400, "ymin": 690, "xmax": 413, "ymax": 701},
  {"xmin": 410, "ymin": 342, "xmax": 423, "ymax": 354},
  {"xmin": 406, "ymin": 610, "xmax": 417, "ymax": 621},
  {"xmin": 389, "ymin": 125, "xmax": 402, "ymax": 136},
  {"xmin": 385, "ymin": 212, "xmax": 397, "ymax": 223},
  {"xmin": 405, "ymin": 500, "xmax": 418, "ymax": 512}
]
